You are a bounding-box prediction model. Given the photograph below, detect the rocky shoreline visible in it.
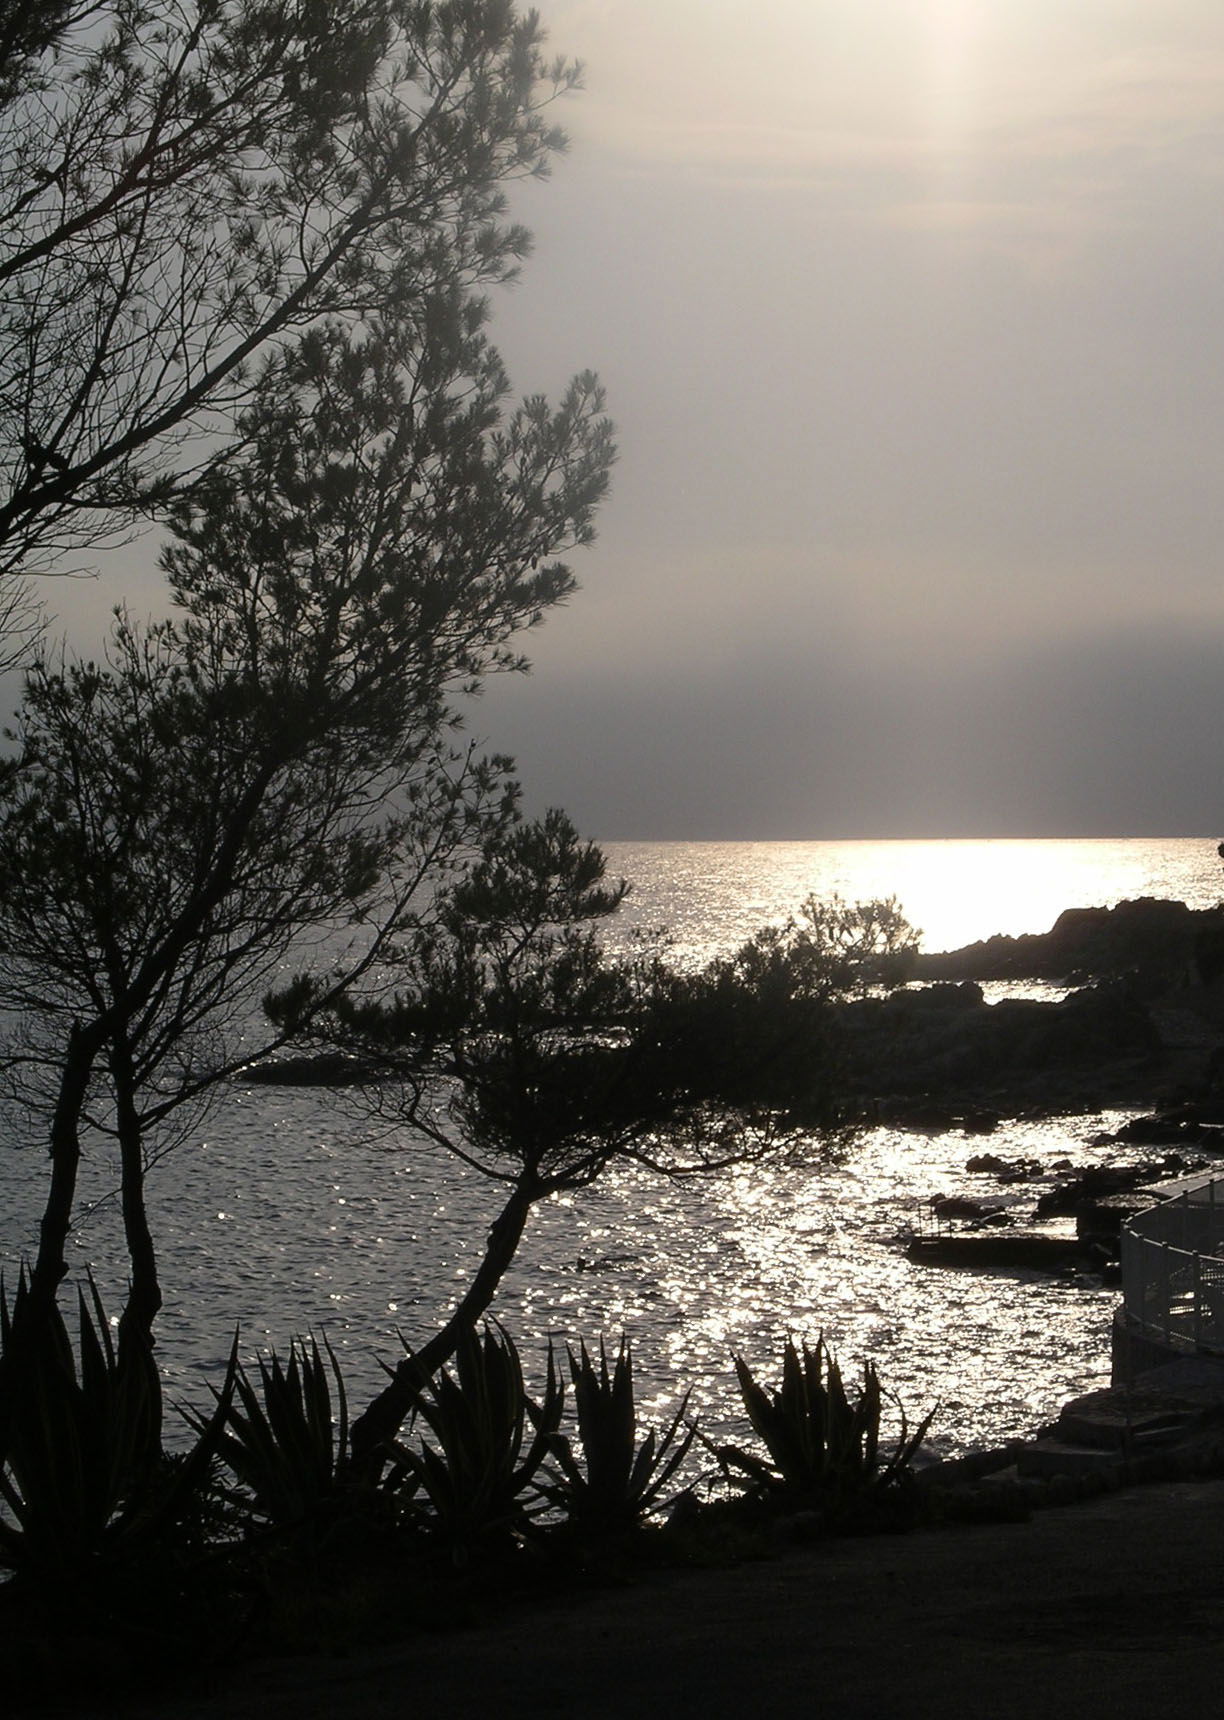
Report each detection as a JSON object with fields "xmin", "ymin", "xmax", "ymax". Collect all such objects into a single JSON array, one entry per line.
[
  {"xmin": 903, "ymin": 1136, "xmax": 1208, "ymax": 1277},
  {"xmin": 914, "ymin": 895, "xmax": 1224, "ymax": 989},
  {"xmin": 43, "ymin": 897, "xmax": 1224, "ymax": 1720},
  {"xmin": 915, "ymin": 1355, "xmax": 1224, "ymax": 1521},
  {"xmin": 824, "ymin": 896, "xmax": 1224, "ymax": 1294},
  {"xmin": 839, "ymin": 895, "xmax": 1224, "ymax": 1125},
  {"xmin": 245, "ymin": 896, "xmax": 1224, "ymax": 1289},
  {"xmin": 248, "ymin": 897, "xmax": 1224, "ymax": 1126}
]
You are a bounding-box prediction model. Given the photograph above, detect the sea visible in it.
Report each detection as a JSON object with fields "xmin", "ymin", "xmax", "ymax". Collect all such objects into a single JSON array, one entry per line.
[{"xmin": 3, "ymin": 836, "xmax": 1223, "ymax": 1460}]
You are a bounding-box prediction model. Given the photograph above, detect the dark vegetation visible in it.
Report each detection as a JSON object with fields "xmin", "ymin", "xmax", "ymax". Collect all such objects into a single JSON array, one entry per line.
[
  {"xmin": 0, "ymin": 3, "xmax": 938, "ymax": 1700},
  {"xmin": 0, "ymin": 1307, "xmax": 938, "ymax": 1705}
]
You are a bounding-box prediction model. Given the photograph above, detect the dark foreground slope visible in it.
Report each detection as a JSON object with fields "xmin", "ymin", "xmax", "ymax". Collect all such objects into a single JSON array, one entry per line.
[{"xmin": 117, "ymin": 1477, "xmax": 1224, "ymax": 1720}]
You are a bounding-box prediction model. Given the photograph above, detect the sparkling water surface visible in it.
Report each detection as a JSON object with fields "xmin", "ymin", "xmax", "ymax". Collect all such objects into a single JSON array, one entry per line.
[
  {"xmin": 3, "ymin": 837, "xmax": 1221, "ymax": 1459},
  {"xmin": 600, "ymin": 836, "xmax": 1224, "ymax": 961}
]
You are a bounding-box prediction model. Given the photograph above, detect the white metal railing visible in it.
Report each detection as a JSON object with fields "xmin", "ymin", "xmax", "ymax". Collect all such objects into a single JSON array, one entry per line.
[{"xmin": 1120, "ymin": 1174, "xmax": 1224, "ymax": 1355}]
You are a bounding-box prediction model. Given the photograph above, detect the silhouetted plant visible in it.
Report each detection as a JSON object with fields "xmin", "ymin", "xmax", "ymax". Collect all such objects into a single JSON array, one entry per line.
[
  {"xmin": 2, "ymin": 22, "xmax": 613, "ymax": 1351},
  {"xmin": 541, "ymin": 1337, "xmax": 696, "ymax": 1532},
  {"xmin": 792, "ymin": 894, "xmax": 919, "ymax": 995},
  {"xmin": 190, "ymin": 1333, "xmax": 353, "ymax": 1538},
  {"xmin": 383, "ymin": 1322, "xmax": 563, "ymax": 1554},
  {"xmin": 714, "ymin": 1335, "xmax": 935, "ymax": 1522},
  {"xmin": 0, "ymin": 1270, "xmax": 232, "ymax": 1594}
]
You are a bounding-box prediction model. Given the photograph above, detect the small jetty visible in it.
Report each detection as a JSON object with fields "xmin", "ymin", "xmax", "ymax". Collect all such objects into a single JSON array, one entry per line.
[{"xmin": 906, "ymin": 1230, "xmax": 1087, "ymax": 1273}]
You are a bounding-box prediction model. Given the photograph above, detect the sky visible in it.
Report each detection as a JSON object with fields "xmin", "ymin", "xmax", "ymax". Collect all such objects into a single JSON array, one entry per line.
[{"xmin": 43, "ymin": 2, "xmax": 1224, "ymax": 838}]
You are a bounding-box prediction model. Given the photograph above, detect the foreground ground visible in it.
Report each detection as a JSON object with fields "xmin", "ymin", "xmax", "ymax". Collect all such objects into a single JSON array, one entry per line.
[{"xmin": 90, "ymin": 1476, "xmax": 1224, "ymax": 1720}]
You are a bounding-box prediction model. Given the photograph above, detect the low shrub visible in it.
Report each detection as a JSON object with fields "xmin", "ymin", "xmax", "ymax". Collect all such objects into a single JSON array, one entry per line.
[
  {"xmin": 0, "ymin": 1272, "xmax": 230, "ymax": 1599},
  {"xmin": 190, "ymin": 1332, "xmax": 356, "ymax": 1540},
  {"xmin": 383, "ymin": 1321, "xmax": 563, "ymax": 1556}
]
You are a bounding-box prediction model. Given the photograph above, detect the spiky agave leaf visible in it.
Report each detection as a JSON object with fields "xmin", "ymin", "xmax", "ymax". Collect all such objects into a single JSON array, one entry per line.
[
  {"xmin": 0, "ymin": 1271, "xmax": 230, "ymax": 1588},
  {"xmin": 385, "ymin": 1321, "xmax": 563, "ymax": 1550},
  {"xmin": 543, "ymin": 1336, "xmax": 695, "ymax": 1530},
  {"xmin": 875, "ymin": 1377, "xmax": 938, "ymax": 1487},
  {"xmin": 190, "ymin": 1332, "xmax": 349, "ymax": 1531},
  {"xmin": 719, "ymin": 1334, "xmax": 935, "ymax": 1518}
]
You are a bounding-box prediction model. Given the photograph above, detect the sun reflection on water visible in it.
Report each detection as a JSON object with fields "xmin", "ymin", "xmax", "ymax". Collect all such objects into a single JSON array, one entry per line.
[
  {"xmin": 503, "ymin": 1111, "xmax": 1138, "ymax": 1459},
  {"xmin": 0, "ymin": 1093, "xmax": 1143, "ymax": 1459},
  {"xmin": 602, "ymin": 835, "xmax": 1222, "ymax": 959}
]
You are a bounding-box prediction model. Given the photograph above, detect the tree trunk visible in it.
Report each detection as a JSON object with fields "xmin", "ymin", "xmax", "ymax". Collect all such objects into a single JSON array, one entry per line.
[
  {"xmin": 347, "ymin": 1179, "xmax": 537, "ymax": 1473},
  {"xmin": 111, "ymin": 1034, "xmax": 162, "ymax": 1349},
  {"xmin": 29, "ymin": 1021, "xmax": 100, "ymax": 1320}
]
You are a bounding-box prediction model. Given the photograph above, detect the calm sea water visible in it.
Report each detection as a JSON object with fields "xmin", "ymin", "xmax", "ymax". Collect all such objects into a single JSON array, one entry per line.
[{"xmin": 2, "ymin": 837, "xmax": 1220, "ymax": 1459}]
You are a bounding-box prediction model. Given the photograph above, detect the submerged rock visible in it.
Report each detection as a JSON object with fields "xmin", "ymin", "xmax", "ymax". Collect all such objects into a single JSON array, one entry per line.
[{"xmin": 239, "ymin": 1051, "xmax": 379, "ymax": 1086}]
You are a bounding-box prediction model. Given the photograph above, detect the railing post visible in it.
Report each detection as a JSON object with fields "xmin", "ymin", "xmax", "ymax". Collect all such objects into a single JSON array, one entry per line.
[{"xmin": 1119, "ymin": 1175, "xmax": 1224, "ymax": 1354}]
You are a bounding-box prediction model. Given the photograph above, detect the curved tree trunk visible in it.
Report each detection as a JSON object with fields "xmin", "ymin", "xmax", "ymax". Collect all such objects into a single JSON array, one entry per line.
[{"xmin": 348, "ymin": 1178, "xmax": 537, "ymax": 1473}]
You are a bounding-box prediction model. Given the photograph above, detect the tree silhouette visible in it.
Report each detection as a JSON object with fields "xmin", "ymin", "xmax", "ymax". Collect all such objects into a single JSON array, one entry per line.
[
  {"xmin": 0, "ymin": 0, "xmax": 580, "ymax": 579},
  {"xmin": 0, "ymin": 289, "xmax": 612, "ymax": 1344},
  {"xmin": 269, "ymin": 813, "xmax": 909, "ymax": 1467}
]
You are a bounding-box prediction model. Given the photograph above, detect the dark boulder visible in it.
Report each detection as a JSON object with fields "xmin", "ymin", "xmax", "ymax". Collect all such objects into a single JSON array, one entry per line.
[
  {"xmin": 1097, "ymin": 1109, "xmax": 1224, "ymax": 1151},
  {"xmin": 930, "ymin": 1194, "xmax": 993, "ymax": 1222},
  {"xmin": 239, "ymin": 1052, "xmax": 378, "ymax": 1086},
  {"xmin": 965, "ymin": 1152, "xmax": 1039, "ymax": 1181},
  {"xmin": 1035, "ymin": 1156, "xmax": 1199, "ymax": 1218},
  {"xmin": 1074, "ymin": 1193, "xmax": 1159, "ymax": 1239}
]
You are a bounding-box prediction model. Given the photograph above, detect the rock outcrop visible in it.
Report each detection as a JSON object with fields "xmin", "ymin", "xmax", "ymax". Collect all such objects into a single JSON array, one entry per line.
[
  {"xmin": 915, "ymin": 896, "xmax": 1224, "ymax": 990},
  {"xmin": 838, "ymin": 976, "xmax": 1167, "ymax": 1118},
  {"xmin": 840, "ymin": 897, "xmax": 1224, "ymax": 1121}
]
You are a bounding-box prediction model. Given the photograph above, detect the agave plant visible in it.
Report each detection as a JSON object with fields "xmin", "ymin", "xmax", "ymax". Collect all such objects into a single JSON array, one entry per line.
[
  {"xmin": 716, "ymin": 1335, "xmax": 935, "ymax": 1520},
  {"xmin": 191, "ymin": 1333, "xmax": 351, "ymax": 1536},
  {"xmin": 0, "ymin": 1271, "xmax": 231, "ymax": 1593},
  {"xmin": 541, "ymin": 1336, "xmax": 695, "ymax": 1532},
  {"xmin": 383, "ymin": 1321, "xmax": 563, "ymax": 1553}
]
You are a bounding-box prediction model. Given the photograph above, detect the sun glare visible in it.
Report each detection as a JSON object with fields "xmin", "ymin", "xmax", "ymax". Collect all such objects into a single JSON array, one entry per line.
[{"xmin": 920, "ymin": 0, "xmax": 983, "ymax": 200}]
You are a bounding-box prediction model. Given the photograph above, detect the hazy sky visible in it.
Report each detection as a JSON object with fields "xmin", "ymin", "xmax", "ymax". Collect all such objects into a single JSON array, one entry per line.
[
  {"xmin": 44, "ymin": 2, "xmax": 1224, "ymax": 838},
  {"xmin": 471, "ymin": 0, "xmax": 1224, "ymax": 839}
]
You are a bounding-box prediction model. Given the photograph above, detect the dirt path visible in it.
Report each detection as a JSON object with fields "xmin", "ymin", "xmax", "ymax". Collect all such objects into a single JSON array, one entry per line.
[{"xmin": 103, "ymin": 1477, "xmax": 1224, "ymax": 1720}]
